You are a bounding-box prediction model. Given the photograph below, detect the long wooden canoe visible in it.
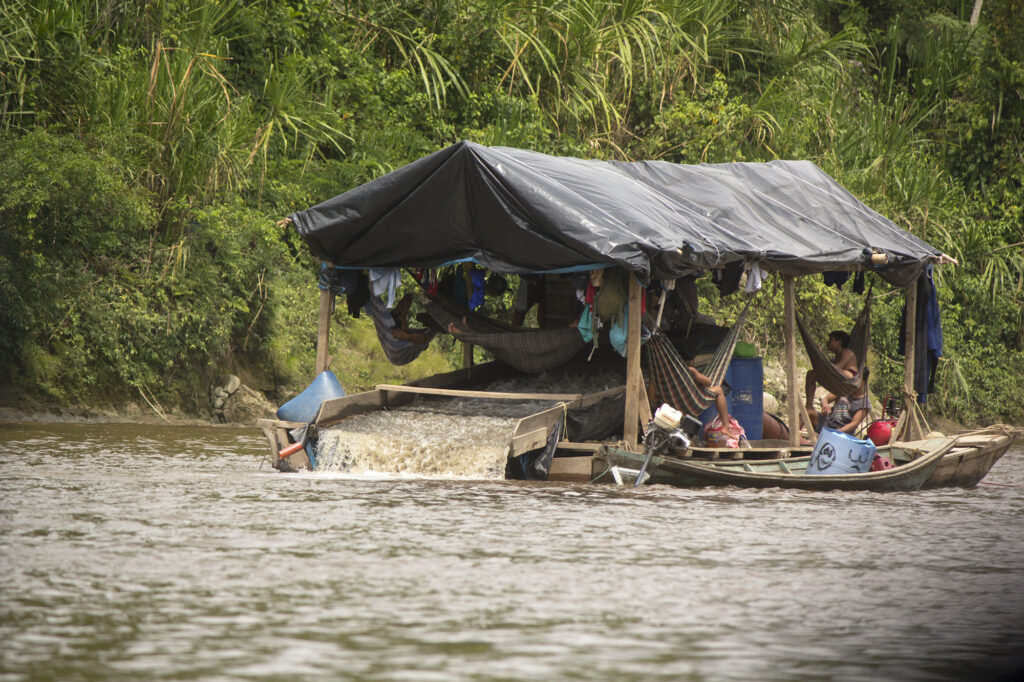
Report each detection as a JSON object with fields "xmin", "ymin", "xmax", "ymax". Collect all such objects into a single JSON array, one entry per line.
[
  {"xmin": 597, "ymin": 436, "xmax": 956, "ymax": 492},
  {"xmin": 891, "ymin": 426, "xmax": 1022, "ymax": 488}
]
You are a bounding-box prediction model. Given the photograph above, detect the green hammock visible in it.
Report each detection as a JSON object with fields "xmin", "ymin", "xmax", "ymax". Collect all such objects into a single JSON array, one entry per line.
[{"xmin": 796, "ymin": 294, "xmax": 872, "ymax": 397}]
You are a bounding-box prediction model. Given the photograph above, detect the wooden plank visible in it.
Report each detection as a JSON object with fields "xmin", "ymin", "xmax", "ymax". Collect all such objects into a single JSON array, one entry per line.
[
  {"xmin": 637, "ymin": 370, "xmax": 652, "ymax": 429},
  {"xmin": 555, "ymin": 442, "xmax": 606, "ymax": 452},
  {"xmin": 258, "ymin": 418, "xmax": 305, "ymax": 430},
  {"xmin": 314, "ymin": 389, "xmax": 387, "ymax": 427},
  {"xmin": 548, "ymin": 455, "xmax": 595, "ymax": 482},
  {"xmin": 784, "ymin": 276, "xmax": 801, "ymax": 446},
  {"xmin": 375, "ymin": 384, "xmax": 582, "ymax": 401},
  {"xmin": 901, "ymin": 282, "xmax": 920, "ymax": 440},
  {"xmin": 800, "ymin": 403, "xmax": 818, "ymax": 447},
  {"xmin": 261, "ymin": 426, "xmax": 284, "ymax": 462},
  {"xmin": 315, "ymin": 286, "xmax": 333, "ymax": 376},
  {"xmin": 510, "ymin": 428, "xmax": 550, "ymax": 455},
  {"xmin": 623, "ymin": 274, "xmax": 643, "ymax": 448},
  {"xmin": 510, "ymin": 385, "xmax": 626, "ymax": 443}
]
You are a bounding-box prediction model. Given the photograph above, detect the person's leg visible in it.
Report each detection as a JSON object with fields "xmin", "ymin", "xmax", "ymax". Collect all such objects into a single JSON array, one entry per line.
[
  {"xmin": 710, "ymin": 386, "xmax": 735, "ymax": 437},
  {"xmin": 804, "ymin": 369, "xmax": 819, "ymax": 409},
  {"xmin": 392, "ymin": 294, "xmax": 413, "ymax": 330}
]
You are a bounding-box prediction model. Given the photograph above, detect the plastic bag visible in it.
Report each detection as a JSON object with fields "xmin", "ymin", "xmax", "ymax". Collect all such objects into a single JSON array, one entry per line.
[{"xmin": 703, "ymin": 415, "xmax": 748, "ymax": 448}]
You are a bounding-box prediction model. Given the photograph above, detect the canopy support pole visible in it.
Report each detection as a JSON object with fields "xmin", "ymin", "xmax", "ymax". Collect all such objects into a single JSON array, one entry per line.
[
  {"xmin": 899, "ymin": 282, "xmax": 922, "ymax": 441},
  {"xmin": 784, "ymin": 276, "xmax": 802, "ymax": 447},
  {"xmin": 315, "ymin": 286, "xmax": 333, "ymax": 376},
  {"xmin": 462, "ymin": 342, "xmax": 474, "ymax": 369},
  {"xmin": 624, "ymin": 275, "xmax": 643, "ymax": 450}
]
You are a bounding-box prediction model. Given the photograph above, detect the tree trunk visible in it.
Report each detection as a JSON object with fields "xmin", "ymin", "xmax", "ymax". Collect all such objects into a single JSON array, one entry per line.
[{"xmin": 970, "ymin": 0, "xmax": 983, "ymax": 26}]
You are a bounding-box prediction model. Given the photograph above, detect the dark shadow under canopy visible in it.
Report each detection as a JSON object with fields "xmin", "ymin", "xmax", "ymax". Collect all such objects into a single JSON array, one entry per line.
[{"xmin": 289, "ymin": 141, "xmax": 940, "ymax": 286}]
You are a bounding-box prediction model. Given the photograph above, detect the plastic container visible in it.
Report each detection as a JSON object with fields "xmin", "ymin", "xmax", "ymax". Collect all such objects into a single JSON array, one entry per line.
[
  {"xmin": 276, "ymin": 371, "xmax": 347, "ymax": 423},
  {"xmin": 653, "ymin": 404, "xmax": 682, "ymax": 431},
  {"xmin": 729, "ymin": 357, "xmax": 763, "ymax": 440},
  {"xmin": 698, "ymin": 357, "xmax": 763, "ymax": 440},
  {"xmin": 806, "ymin": 427, "xmax": 877, "ymax": 476}
]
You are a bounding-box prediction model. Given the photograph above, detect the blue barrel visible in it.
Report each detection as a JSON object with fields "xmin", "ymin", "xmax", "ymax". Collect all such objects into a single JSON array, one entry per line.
[
  {"xmin": 698, "ymin": 363, "xmax": 732, "ymax": 432},
  {"xmin": 806, "ymin": 428, "xmax": 877, "ymax": 475},
  {"xmin": 729, "ymin": 357, "xmax": 763, "ymax": 440},
  {"xmin": 696, "ymin": 357, "xmax": 763, "ymax": 440},
  {"xmin": 276, "ymin": 370, "xmax": 347, "ymax": 423}
]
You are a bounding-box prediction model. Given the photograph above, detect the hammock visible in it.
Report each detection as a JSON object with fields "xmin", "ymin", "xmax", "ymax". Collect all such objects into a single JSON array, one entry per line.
[
  {"xmin": 424, "ymin": 296, "xmax": 585, "ymax": 374},
  {"xmin": 796, "ymin": 294, "xmax": 872, "ymax": 397},
  {"xmin": 644, "ymin": 299, "xmax": 754, "ymax": 417},
  {"xmin": 366, "ymin": 295, "xmax": 437, "ymax": 366}
]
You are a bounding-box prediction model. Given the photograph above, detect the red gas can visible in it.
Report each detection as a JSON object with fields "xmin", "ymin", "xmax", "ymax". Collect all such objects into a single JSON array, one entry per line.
[{"xmin": 867, "ymin": 419, "xmax": 895, "ymax": 446}]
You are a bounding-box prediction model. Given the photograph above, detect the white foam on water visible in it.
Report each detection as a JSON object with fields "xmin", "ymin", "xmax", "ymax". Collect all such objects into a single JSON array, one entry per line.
[
  {"xmin": 315, "ymin": 410, "xmax": 518, "ymax": 478},
  {"xmin": 314, "ymin": 366, "xmax": 625, "ymax": 477}
]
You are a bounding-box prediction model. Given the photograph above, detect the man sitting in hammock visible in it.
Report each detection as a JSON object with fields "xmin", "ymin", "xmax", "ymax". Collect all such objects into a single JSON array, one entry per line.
[
  {"xmin": 808, "ymin": 368, "xmax": 871, "ymax": 435},
  {"xmin": 804, "ymin": 330, "xmax": 859, "ymax": 413}
]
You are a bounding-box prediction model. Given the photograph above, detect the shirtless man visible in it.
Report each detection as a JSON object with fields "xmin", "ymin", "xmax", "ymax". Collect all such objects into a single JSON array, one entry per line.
[{"xmin": 804, "ymin": 330, "xmax": 858, "ymax": 412}]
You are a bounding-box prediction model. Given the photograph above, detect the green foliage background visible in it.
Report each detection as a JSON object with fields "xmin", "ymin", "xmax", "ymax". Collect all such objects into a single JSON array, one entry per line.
[{"xmin": 1, "ymin": 0, "xmax": 1021, "ymax": 424}]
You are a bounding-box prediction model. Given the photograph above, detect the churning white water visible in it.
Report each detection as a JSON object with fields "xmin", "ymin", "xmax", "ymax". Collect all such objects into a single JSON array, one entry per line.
[{"xmin": 314, "ymin": 366, "xmax": 625, "ymax": 476}]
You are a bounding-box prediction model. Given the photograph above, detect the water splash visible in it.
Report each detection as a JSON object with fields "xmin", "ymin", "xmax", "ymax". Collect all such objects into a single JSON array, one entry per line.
[
  {"xmin": 314, "ymin": 366, "xmax": 625, "ymax": 477},
  {"xmin": 315, "ymin": 411, "xmax": 517, "ymax": 477}
]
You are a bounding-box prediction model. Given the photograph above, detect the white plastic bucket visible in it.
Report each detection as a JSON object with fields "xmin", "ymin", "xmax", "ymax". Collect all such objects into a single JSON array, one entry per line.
[{"xmin": 806, "ymin": 428, "xmax": 877, "ymax": 476}]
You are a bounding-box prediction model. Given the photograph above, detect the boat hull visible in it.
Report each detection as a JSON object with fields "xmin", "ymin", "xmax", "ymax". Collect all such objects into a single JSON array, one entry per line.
[
  {"xmin": 599, "ymin": 437, "xmax": 955, "ymax": 492},
  {"xmin": 894, "ymin": 428, "xmax": 1021, "ymax": 488}
]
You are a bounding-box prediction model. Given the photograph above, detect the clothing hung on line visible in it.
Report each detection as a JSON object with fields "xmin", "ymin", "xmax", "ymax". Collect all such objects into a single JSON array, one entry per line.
[{"xmin": 899, "ymin": 264, "xmax": 942, "ymax": 403}]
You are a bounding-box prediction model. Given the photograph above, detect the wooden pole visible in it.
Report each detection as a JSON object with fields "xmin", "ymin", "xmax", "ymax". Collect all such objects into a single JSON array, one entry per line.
[
  {"xmin": 315, "ymin": 286, "xmax": 333, "ymax": 376},
  {"xmin": 462, "ymin": 341, "xmax": 474, "ymax": 369},
  {"xmin": 902, "ymin": 282, "xmax": 919, "ymax": 440},
  {"xmin": 623, "ymin": 275, "xmax": 643, "ymax": 449},
  {"xmin": 784, "ymin": 276, "xmax": 801, "ymax": 447}
]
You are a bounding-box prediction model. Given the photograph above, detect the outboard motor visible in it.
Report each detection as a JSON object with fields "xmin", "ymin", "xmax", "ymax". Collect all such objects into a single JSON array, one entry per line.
[{"xmin": 635, "ymin": 404, "xmax": 702, "ymax": 486}]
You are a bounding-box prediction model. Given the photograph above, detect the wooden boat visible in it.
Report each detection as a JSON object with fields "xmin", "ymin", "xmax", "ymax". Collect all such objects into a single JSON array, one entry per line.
[
  {"xmin": 258, "ymin": 358, "xmax": 628, "ymax": 473},
  {"xmin": 891, "ymin": 426, "xmax": 1022, "ymax": 488},
  {"xmin": 595, "ymin": 436, "xmax": 956, "ymax": 492}
]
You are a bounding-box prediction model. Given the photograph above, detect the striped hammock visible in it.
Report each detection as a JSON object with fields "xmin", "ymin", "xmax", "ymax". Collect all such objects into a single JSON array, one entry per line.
[
  {"xmin": 424, "ymin": 295, "xmax": 585, "ymax": 374},
  {"xmin": 644, "ymin": 298, "xmax": 754, "ymax": 418}
]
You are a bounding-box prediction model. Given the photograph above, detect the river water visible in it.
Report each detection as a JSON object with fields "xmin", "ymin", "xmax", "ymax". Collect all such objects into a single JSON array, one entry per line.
[{"xmin": 1, "ymin": 421, "xmax": 1022, "ymax": 682}]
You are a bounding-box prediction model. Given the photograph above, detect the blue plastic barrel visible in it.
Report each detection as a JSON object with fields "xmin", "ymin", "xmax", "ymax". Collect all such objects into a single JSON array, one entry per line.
[
  {"xmin": 729, "ymin": 357, "xmax": 763, "ymax": 440},
  {"xmin": 697, "ymin": 357, "xmax": 763, "ymax": 440},
  {"xmin": 276, "ymin": 371, "xmax": 347, "ymax": 423},
  {"xmin": 806, "ymin": 427, "xmax": 877, "ymax": 475}
]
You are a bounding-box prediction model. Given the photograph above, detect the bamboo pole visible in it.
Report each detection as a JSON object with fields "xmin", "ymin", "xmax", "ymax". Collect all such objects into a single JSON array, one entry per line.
[
  {"xmin": 902, "ymin": 282, "xmax": 920, "ymax": 440},
  {"xmin": 623, "ymin": 275, "xmax": 643, "ymax": 449},
  {"xmin": 315, "ymin": 286, "xmax": 333, "ymax": 376},
  {"xmin": 784, "ymin": 276, "xmax": 801, "ymax": 446}
]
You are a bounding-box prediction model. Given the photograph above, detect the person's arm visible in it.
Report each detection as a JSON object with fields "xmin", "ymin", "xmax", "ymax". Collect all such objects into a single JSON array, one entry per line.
[
  {"xmin": 838, "ymin": 408, "xmax": 867, "ymax": 434},
  {"xmin": 820, "ymin": 392, "xmax": 837, "ymax": 416}
]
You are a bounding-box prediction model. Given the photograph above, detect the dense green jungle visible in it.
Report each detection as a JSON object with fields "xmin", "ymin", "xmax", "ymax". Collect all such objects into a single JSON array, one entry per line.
[{"xmin": 1, "ymin": 0, "xmax": 1022, "ymax": 425}]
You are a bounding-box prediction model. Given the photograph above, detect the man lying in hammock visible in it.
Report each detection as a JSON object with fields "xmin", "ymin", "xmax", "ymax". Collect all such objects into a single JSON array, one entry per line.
[
  {"xmin": 389, "ymin": 294, "xmax": 433, "ymax": 344},
  {"xmin": 804, "ymin": 330, "xmax": 859, "ymax": 412}
]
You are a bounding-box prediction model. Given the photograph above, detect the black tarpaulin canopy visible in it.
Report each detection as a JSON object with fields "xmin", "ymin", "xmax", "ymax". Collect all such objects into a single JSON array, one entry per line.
[{"xmin": 289, "ymin": 141, "xmax": 941, "ymax": 286}]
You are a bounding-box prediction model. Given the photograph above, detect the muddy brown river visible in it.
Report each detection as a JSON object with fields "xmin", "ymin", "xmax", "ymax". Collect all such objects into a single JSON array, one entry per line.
[{"xmin": 1, "ymin": 421, "xmax": 1022, "ymax": 681}]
